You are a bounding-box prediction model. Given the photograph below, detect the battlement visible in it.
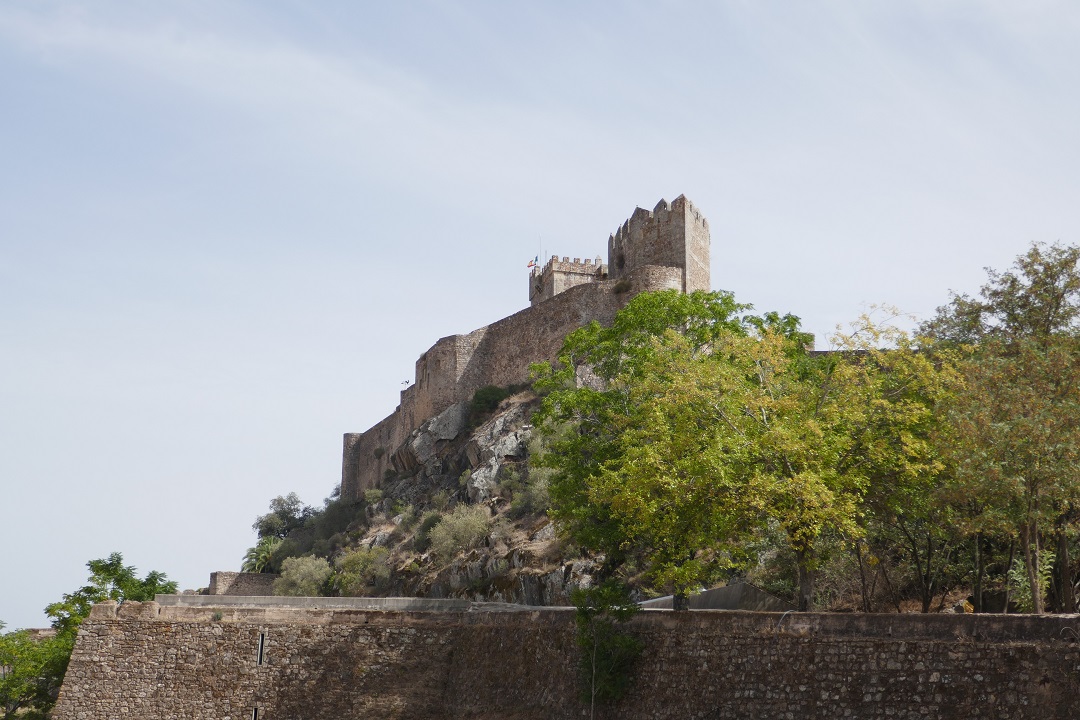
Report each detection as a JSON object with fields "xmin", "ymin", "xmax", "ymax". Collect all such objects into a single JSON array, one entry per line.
[
  {"xmin": 609, "ymin": 194, "xmax": 710, "ymax": 293},
  {"xmin": 529, "ymin": 255, "xmax": 607, "ymax": 306}
]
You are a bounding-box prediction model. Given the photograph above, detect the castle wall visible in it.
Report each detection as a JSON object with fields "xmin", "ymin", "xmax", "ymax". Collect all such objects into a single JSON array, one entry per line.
[
  {"xmin": 54, "ymin": 600, "xmax": 1080, "ymax": 719},
  {"xmin": 528, "ymin": 256, "xmax": 606, "ymax": 306},
  {"xmin": 341, "ymin": 263, "xmax": 684, "ymax": 499},
  {"xmin": 341, "ymin": 196, "xmax": 709, "ymax": 500}
]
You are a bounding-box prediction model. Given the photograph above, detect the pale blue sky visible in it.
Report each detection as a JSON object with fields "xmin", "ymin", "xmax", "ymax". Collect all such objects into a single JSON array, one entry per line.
[{"xmin": 2, "ymin": 1, "xmax": 1079, "ymax": 629}]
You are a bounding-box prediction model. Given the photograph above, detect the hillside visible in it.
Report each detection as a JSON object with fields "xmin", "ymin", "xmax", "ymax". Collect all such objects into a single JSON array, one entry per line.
[{"xmin": 262, "ymin": 388, "xmax": 599, "ymax": 606}]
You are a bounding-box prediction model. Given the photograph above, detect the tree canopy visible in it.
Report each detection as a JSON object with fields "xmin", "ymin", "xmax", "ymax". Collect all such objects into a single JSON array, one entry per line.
[
  {"xmin": 533, "ymin": 290, "xmax": 952, "ymax": 610},
  {"xmin": 1, "ymin": 552, "xmax": 176, "ymax": 719}
]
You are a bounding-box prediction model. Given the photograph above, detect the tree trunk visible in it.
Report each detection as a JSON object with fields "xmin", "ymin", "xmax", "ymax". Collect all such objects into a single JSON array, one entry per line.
[
  {"xmin": 1021, "ymin": 523, "xmax": 1043, "ymax": 614},
  {"xmin": 855, "ymin": 541, "xmax": 871, "ymax": 613},
  {"xmin": 973, "ymin": 533, "xmax": 984, "ymax": 613},
  {"xmin": 1003, "ymin": 541, "xmax": 1016, "ymax": 614},
  {"xmin": 672, "ymin": 590, "xmax": 690, "ymax": 612},
  {"xmin": 1056, "ymin": 529, "xmax": 1076, "ymax": 613},
  {"xmin": 795, "ymin": 549, "xmax": 814, "ymax": 611}
]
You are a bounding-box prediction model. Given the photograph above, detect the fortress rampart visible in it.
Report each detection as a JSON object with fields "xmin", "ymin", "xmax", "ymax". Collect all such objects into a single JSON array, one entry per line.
[
  {"xmin": 53, "ymin": 598, "xmax": 1080, "ymax": 719},
  {"xmin": 342, "ymin": 196, "xmax": 708, "ymax": 500}
]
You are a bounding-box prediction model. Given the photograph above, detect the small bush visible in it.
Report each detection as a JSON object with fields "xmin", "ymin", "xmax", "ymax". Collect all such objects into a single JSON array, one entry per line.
[
  {"xmin": 336, "ymin": 546, "xmax": 391, "ymax": 596},
  {"xmin": 497, "ymin": 467, "xmax": 523, "ymax": 496},
  {"xmin": 274, "ymin": 556, "xmax": 333, "ymax": 597},
  {"xmin": 364, "ymin": 489, "xmax": 384, "ymax": 505},
  {"xmin": 413, "ymin": 511, "xmax": 444, "ymax": 553},
  {"xmin": 430, "ymin": 490, "xmax": 450, "ymax": 511},
  {"xmin": 428, "ymin": 505, "xmax": 491, "ymax": 559},
  {"xmin": 373, "ymin": 446, "xmax": 386, "ymax": 459},
  {"xmin": 467, "ymin": 384, "xmax": 529, "ymax": 428},
  {"xmin": 510, "ymin": 477, "xmax": 550, "ymax": 519},
  {"xmin": 397, "ymin": 504, "xmax": 421, "ymax": 530}
]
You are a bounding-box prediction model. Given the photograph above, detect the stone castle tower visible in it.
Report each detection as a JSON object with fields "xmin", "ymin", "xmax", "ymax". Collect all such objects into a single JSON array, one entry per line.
[{"xmin": 341, "ymin": 195, "xmax": 711, "ymax": 500}]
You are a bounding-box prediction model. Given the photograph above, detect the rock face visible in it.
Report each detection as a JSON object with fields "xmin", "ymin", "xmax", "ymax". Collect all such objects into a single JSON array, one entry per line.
[
  {"xmin": 364, "ymin": 390, "xmax": 597, "ymax": 607},
  {"xmin": 463, "ymin": 400, "xmax": 532, "ymax": 503}
]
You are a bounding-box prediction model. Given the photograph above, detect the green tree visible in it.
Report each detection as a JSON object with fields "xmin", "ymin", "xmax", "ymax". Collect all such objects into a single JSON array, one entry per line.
[
  {"xmin": 253, "ymin": 492, "xmax": 314, "ymax": 539},
  {"xmin": 241, "ymin": 536, "xmax": 282, "ymax": 573},
  {"xmin": 0, "ymin": 626, "xmax": 72, "ymax": 720},
  {"xmin": 533, "ymin": 290, "xmax": 763, "ymax": 605},
  {"xmin": 926, "ymin": 242, "xmax": 1080, "ymax": 613},
  {"xmin": 335, "ymin": 546, "xmax": 391, "ymax": 596},
  {"xmin": 1, "ymin": 553, "xmax": 176, "ymax": 718},
  {"xmin": 536, "ymin": 291, "xmax": 949, "ymax": 611},
  {"xmin": 273, "ymin": 556, "xmax": 332, "ymax": 596},
  {"xmin": 45, "ymin": 553, "xmax": 178, "ymax": 637}
]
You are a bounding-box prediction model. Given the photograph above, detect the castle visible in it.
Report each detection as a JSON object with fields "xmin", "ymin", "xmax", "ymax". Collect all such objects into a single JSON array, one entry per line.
[{"xmin": 341, "ymin": 195, "xmax": 711, "ymax": 500}]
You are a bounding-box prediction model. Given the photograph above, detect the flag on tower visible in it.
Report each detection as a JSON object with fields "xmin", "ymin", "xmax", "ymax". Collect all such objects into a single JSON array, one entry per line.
[{"xmin": 527, "ymin": 255, "xmax": 538, "ymax": 269}]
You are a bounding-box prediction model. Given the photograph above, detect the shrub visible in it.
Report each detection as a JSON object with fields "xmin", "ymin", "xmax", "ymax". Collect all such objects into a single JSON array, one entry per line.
[
  {"xmin": 428, "ymin": 505, "xmax": 491, "ymax": 559},
  {"xmin": 364, "ymin": 488, "xmax": 384, "ymax": 505},
  {"xmin": 510, "ymin": 477, "xmax": 550, "ymax": 519},
  {"xmin": 467, "ymin": 384, "xmax": 529, "ymax": 427},
  {"xmin": 413, "ymin": 511, "xmax": 444, "ymax": 553},
  {"xmin": 336, "ymin": 546, "xmax": 391, "ymax": 596},
  {"xmin": 430, "ymin": 489, "xmax": 450, "ymax": 511},
  {"xmin": 273, "ymin": 556, "xmax": 332, "ymax": 597}
]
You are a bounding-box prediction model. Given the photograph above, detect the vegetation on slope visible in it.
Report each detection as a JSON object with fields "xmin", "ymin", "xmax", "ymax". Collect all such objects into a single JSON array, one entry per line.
[{"xmin": 246, "ymin": 242, "xmax": 1080, "ymax": 616}]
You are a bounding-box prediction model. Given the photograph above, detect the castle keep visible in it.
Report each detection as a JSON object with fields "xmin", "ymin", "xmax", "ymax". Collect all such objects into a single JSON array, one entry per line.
[{"xmin": 341, "ymin": 195, "xmax": 710, "ymax": 500}]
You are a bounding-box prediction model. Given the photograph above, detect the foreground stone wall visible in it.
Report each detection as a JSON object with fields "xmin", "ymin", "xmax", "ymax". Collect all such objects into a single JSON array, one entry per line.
[{"xmin": 55, "ymin": 599, "xmax": 1080, "ymax": 719}]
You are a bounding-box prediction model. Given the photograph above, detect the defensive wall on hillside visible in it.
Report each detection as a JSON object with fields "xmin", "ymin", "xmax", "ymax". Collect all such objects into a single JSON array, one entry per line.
[
  {"xmin": 54, "ymin": 597, "xmax": 1080, "ymax": 719},
  {"xmin": 342, "ymin": 195, "xmax": 711, "ymax": 500}
]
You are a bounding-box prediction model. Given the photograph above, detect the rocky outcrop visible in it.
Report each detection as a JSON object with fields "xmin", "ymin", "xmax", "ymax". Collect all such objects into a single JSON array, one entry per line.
[
  {"xmin": 463, "ymin": 399, "xmax": 532, "ymax": 502},
  {"xmin": 363, "ymin": 390, "xmax": 596, "ymax": 607}
]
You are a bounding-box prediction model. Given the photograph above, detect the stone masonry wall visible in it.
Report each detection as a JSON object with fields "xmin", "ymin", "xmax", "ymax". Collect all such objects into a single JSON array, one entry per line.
[
  {"xmin": 54, "ymin": 601, "xmax": 1080, "ymax": 719},
  {"xmin": 529, "ymin": 256, "xmax": 606, "ymax": 306},
  {"xmin": 608, "ymin": 195, "xmax": 710, "ymax": 294},
  {"xmin": 207, "ymin": 572, "xmax": 279, "ymax": 596},
  {"xmin": 341, "ymin": 196, "xmax": 706, "ymax": 501}
]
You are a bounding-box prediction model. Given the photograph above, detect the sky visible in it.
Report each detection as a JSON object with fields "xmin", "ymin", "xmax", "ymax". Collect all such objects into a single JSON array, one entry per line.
[{"xmin": 2, "ymin": 0, "xmax": 1079, "ymax": 630}]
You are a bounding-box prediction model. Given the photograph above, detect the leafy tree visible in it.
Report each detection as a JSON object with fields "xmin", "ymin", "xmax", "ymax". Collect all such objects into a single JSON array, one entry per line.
[
  {"xmin": 241, "ymin": 536, "xmax": 282, "ymax": 574},
  {"xmin": 926, "ymin": 242, "xmax": 1080, "ymax": 613},
  {"xmin": 939, "ymin": 335, "xmax": 1080, "ymax": 613},
  {"xmin": 924, "ymin": 242, "xmax": 1080, "ymax": 345},
  {"xmin": 335, "ymin": 546, "xmax": 391, "ymax": 596},
  {"xmin": 253, "ymin": 492, "xmax": 314, "ymax": 540},
  {"xmin": 45, "ymin": 553, "xmax": 178, "ymax": 637},
  {"xmin": 273, "ymin": 556, "xmax": 332, "ymax": 596},
  {"xmin": 1, "ymin": 553, "xmax": 176, "ymax": 718},
  {"xmin": 0, "ymin": 627, "xmax": 71, "ymax": 720},
  {"xmin": 532, "ymin": 290, "xmax": 764, "ymax": 602},
  {"xmin": 536, "ymin": 290, "xmax": 952, "ymax": 611}
]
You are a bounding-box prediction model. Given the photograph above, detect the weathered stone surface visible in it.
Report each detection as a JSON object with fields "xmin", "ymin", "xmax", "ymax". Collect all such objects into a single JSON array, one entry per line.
[
  {"xmin": 207, "ymin": 571, "xmax": 279, "ymax": 596},
  {"xmin": 54, "ymin": 603, "xmax": 1080, "ymax": 719},
  {"xmin": 464, "ymin": 398, "xmax": 531, "ymax": 502}
]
